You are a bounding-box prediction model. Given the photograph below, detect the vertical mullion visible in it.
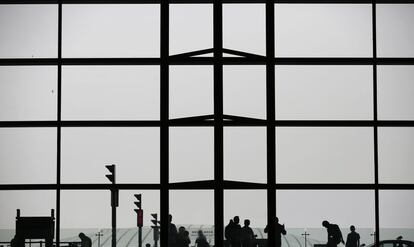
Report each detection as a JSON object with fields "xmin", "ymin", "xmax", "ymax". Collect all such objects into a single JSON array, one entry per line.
[
  {"xmin": 56, "ymin": 1, "xmax": 62, "ymax": 247},
  {"xmin": 372, "ymin": 1, "xmax": 380, "ymax": 245},
  {"xmin": 214, "ymin": 1, "xmax": 224, "ymax": 247},
  {"xmin": 266, "ymin": 2, "xmax": 276, "ymax": 247},
  {"xmin": 160, "ymin": 0, "xmax": 170, "ymax": 247}
]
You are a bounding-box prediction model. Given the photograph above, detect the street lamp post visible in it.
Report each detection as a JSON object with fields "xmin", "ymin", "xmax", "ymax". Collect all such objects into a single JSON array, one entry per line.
[
  {"xmin": 95, "ymin": 231, "xmax": 103, "ymax": 247},
  {"xmin": 302, "ymin": 230, "xmax": 310, "ymax": 247}
]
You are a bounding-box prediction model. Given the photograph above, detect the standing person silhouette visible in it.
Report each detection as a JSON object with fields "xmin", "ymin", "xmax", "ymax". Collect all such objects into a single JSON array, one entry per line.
[
  {"xmin": 195, "ymin": 230, "xmax": 210, "ymax": 247},
  {"xmin": 346, "ymin": 225, "xmax": 360, "ymax": 247},
  {"xmin": 225, "ymin": 219, "xmax": 234, "ymax": 247},
  {"xmin": 168, "ymin": 214, "xmax": 178, "ymax": 247},
  {"xmin": 241, "ymin": 219, "xmax": 255, "ymax": 247},
  {"xmin": 264, "ymin": 217, "xmax": 287, "ymax": 247},
  {"xmin": 230, "ymin": 216, "xmax": 242, "ymax": 247},
  {"xmin": 322, "ymin": 221, "xmax": 345, "ymax": 247}
]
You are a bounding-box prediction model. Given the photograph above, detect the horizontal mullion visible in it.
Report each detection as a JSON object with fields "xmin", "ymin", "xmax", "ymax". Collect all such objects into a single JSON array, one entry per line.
[
  {"xmin": 1, "ymin": 120, "xmax": 414, "ymax": 128},
  {"xmin": 1, "ymin": 183, "xmax": 414, "ymax": 190},
  {"xmin": 2, "ymin": 58, "xmax": 414, "ymax": 66},
  {"xmin": 1, "ymin": 0, "xmax": 414, "ymax": 4}
]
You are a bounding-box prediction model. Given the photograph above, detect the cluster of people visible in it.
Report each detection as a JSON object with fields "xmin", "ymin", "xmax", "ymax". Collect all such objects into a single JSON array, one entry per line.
[
  {"xmin": 322, "ymin": 221, "xmax": 361, "ymax": 247},
  {"xmin": 168, "ymin": 215, "xmax": 210, "ymax": 247},
  {"xmin": 225, "ymin": 216, "xmax": 264, "ymax": 247}
]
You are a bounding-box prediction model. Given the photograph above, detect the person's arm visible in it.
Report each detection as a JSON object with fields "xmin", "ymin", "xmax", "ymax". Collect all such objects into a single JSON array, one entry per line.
[{"xmin": 281, "ymin": 224, "xmax": 287, "ymax": 235}]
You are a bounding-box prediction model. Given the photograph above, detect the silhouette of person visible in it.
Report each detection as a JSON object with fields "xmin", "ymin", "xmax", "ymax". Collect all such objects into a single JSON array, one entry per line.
[
  {"xmin": 229, "ymin": 216, "xmax": 242, "ymax": 247},
  {"xmin": 169, "ymin": 214, "xmax": 178, "ymax": 247},
  {"xmin": 196, "ymin": 230, "xmax": 210, "ymax": 247},
  {"xmin": 322, "ymin": 221, "xmax": 344, "ymax": 247},
  {"xmin": 176, "ymin": 226, "xmax": 191, "ymax": 247},
  {"xmin": 241, "ymin": 219, "xmax": 255, "ymax": 247},
  {"xmin": 225, "ymin": 219, "xmax": 235, "ymax": 247},
  {"xmin": 225, "ymin": 219, "xmax": 234, "ymax": 240},
  {"xmin": 264, "ymin": 217, "xmax": 287, "ymax": 247},
  {"xmin": 146, "ymin": 244, "xmax": 151, "ymax": 247},
  {"xmin": 346, "ymin": 225, "xmax": 360, "ymax": 247},
  {"xmin": 78, "ymin": 233, "xmax": 92, "ymax": 247}
]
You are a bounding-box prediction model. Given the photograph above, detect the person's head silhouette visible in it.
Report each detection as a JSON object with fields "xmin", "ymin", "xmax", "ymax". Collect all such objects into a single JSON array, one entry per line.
[
  {"xmin": 234, "ymin": 216, "xmax": 240, "ymax": 224},
  {"xmin": 275, "ymin": 217, "xmax": 279, "ymax": 224},
  {"xmin": 350, "ymin": 225, "xmax": 355, "ymax": 232},
  {"xmin": 244, "ymin": 219, "xmax": 250, "ymax": 227},
  {"xmin": 322, "ymin": 220, "xmax": 330, "ymax": 228}
]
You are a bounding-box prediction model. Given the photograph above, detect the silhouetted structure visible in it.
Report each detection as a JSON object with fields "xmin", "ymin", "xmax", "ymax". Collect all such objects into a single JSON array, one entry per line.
[
  {"xmin": 241, "ymin": 219, "xmax": 255, "ymax": 247},
  {"xmin": 13, "ymin": 209, "xmax": 55, "ymax": 247},
  {"xmin": 346, "ymin": 226, "xmax": 360, "ymax": 247},
  {"xmin": 78, "ymin": 233, "xmax": 92, "ymax": 247},
  {"xmin": 195, "ymin": 230, "xmax": 210, "ymax": 247},
  {"xmin": 322, "ymin": 220, "xmax": 345, "ymax": 247},
  {"xmin": 264, "ymin": 217, "xmax": 287, "ymax": 247}
]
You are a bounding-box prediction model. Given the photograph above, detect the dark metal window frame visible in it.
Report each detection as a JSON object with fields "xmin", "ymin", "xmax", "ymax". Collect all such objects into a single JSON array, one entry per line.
[{"xmin": 1, "ymin": 1, "xmax": 414, "ymax": 247}]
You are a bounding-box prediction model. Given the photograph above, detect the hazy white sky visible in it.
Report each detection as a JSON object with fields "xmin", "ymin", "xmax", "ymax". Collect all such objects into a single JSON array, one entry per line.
[{"xmin": 1, "ymin": 2, "xmax": 414, "ymax": 233}]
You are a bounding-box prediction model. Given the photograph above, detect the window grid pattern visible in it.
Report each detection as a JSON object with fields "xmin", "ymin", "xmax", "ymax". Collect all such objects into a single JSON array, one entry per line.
[{"xmin": 1, "ymin": 1, "xmax": 414, "ymax": 247}]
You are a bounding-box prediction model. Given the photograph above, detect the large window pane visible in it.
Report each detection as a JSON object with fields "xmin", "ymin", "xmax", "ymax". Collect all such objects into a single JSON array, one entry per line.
[
  {"xmin": 378, "ymin": 66, "xmax": 414, "ymax": 120},
  {"xmin": 224, "ymin": 127, "xmax": 267, "ymax": 183},
  {"xmin": 275, "ymin": 66, "xmax": 373, "ymax": 120},
  {"xmin": 380, "ymin": 191, "xmax": 414, "ymax": 242},
  {"xmin": 275, "ymin": 4, "xmax": 372, "ymax": 57},
  {"xmin": 117, "ymin": 190, "xmax": 160, "ymax": 246},
  {"xmin": 61, "ymin": 128, "xmax": 160, "ymax": 184},
  {"xmin": 277, "ymin": 190, "xmax": 375, "ymax": 247},
  {"xmin": 223, "ymin": 4, "xmax": 265, "ymax": 56},
  {"xmin": 62, "ymin": 66, "xmax": 159, "ymax": 120},
  {"xmin": 0, "ymin": 128, "xmax": 56, "ymax": 184},
  {"xmin": 377, "ymin": 5, "xmax": 414, "ymax": 57},
  {"xmin": 0, "ymin": 5, "xmax": 57, "ymax": 58},
  {"xmin": 169, "ymin": 66, "xmax": 213, "ymax": 119},
  {"xmin": 61, "ymin": 190, "xmax": 110, "ymax": 241},
  {"xmin": 170, "ymin": 4, "xmax": 213, "ymax": 56},
  {"xmin": 0, "ymin": 190, "xmax": 56, "ymax": 243},
  {"xmin": 224, "ymin": 66, "xmax": 266, "ymax": 119},
  {"xmin": 63, "ymin": 4, "xmax": 160, "ymax": 58},
  {"xmin": 379, "ymin": 127, "xmax": 414, "ymax": 184},
  {"xmin": 276, "ymin": 127, "xmax": 374, "ymax": 183},
  {"xmin": 224, "ymin": 190, "xmax": 268, "ymax": 245},
  {"xmin": 170, "ymin": 127, "xmax": 214, "ymax": 183},
  {"xmin": 0, "ymin": 66, "xmax": 57, "ymax": 121}
]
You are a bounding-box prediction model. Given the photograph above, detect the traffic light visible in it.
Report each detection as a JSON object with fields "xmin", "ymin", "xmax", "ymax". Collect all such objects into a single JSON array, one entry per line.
[
  {"xmin": 105, "ymin": 164, "xmax": 115, "ymax": 184},
  {"xmin": 151, "ymin": 213, "xmax": 158, "ymax": 226},
  {"xmin": 151, "ymin": 213, "xmax": 160, "ymax": 242},
  {"xmin": 134, "ymin": 194, "xmax": 143, "ymax": 227},
  {"xmin": 134, "ymin": 194, "xmax": 142, "ymax": 209}
]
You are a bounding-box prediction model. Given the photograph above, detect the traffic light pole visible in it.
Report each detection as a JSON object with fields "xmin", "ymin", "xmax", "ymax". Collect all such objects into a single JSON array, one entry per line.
[
  {"xmin": 112, "ymin": 195, "xmax": 116, "ymax": 247},
  {"xmin": 138, "ymin": 227, "xmax": 142, "ymax": 247},
  {"xmin": 106, "ymin": 165, "xmax": 118, "ymax": 247},
  {"xmin": 134, "ymin": 194, "xmax": 143, "ymax": 247}
]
